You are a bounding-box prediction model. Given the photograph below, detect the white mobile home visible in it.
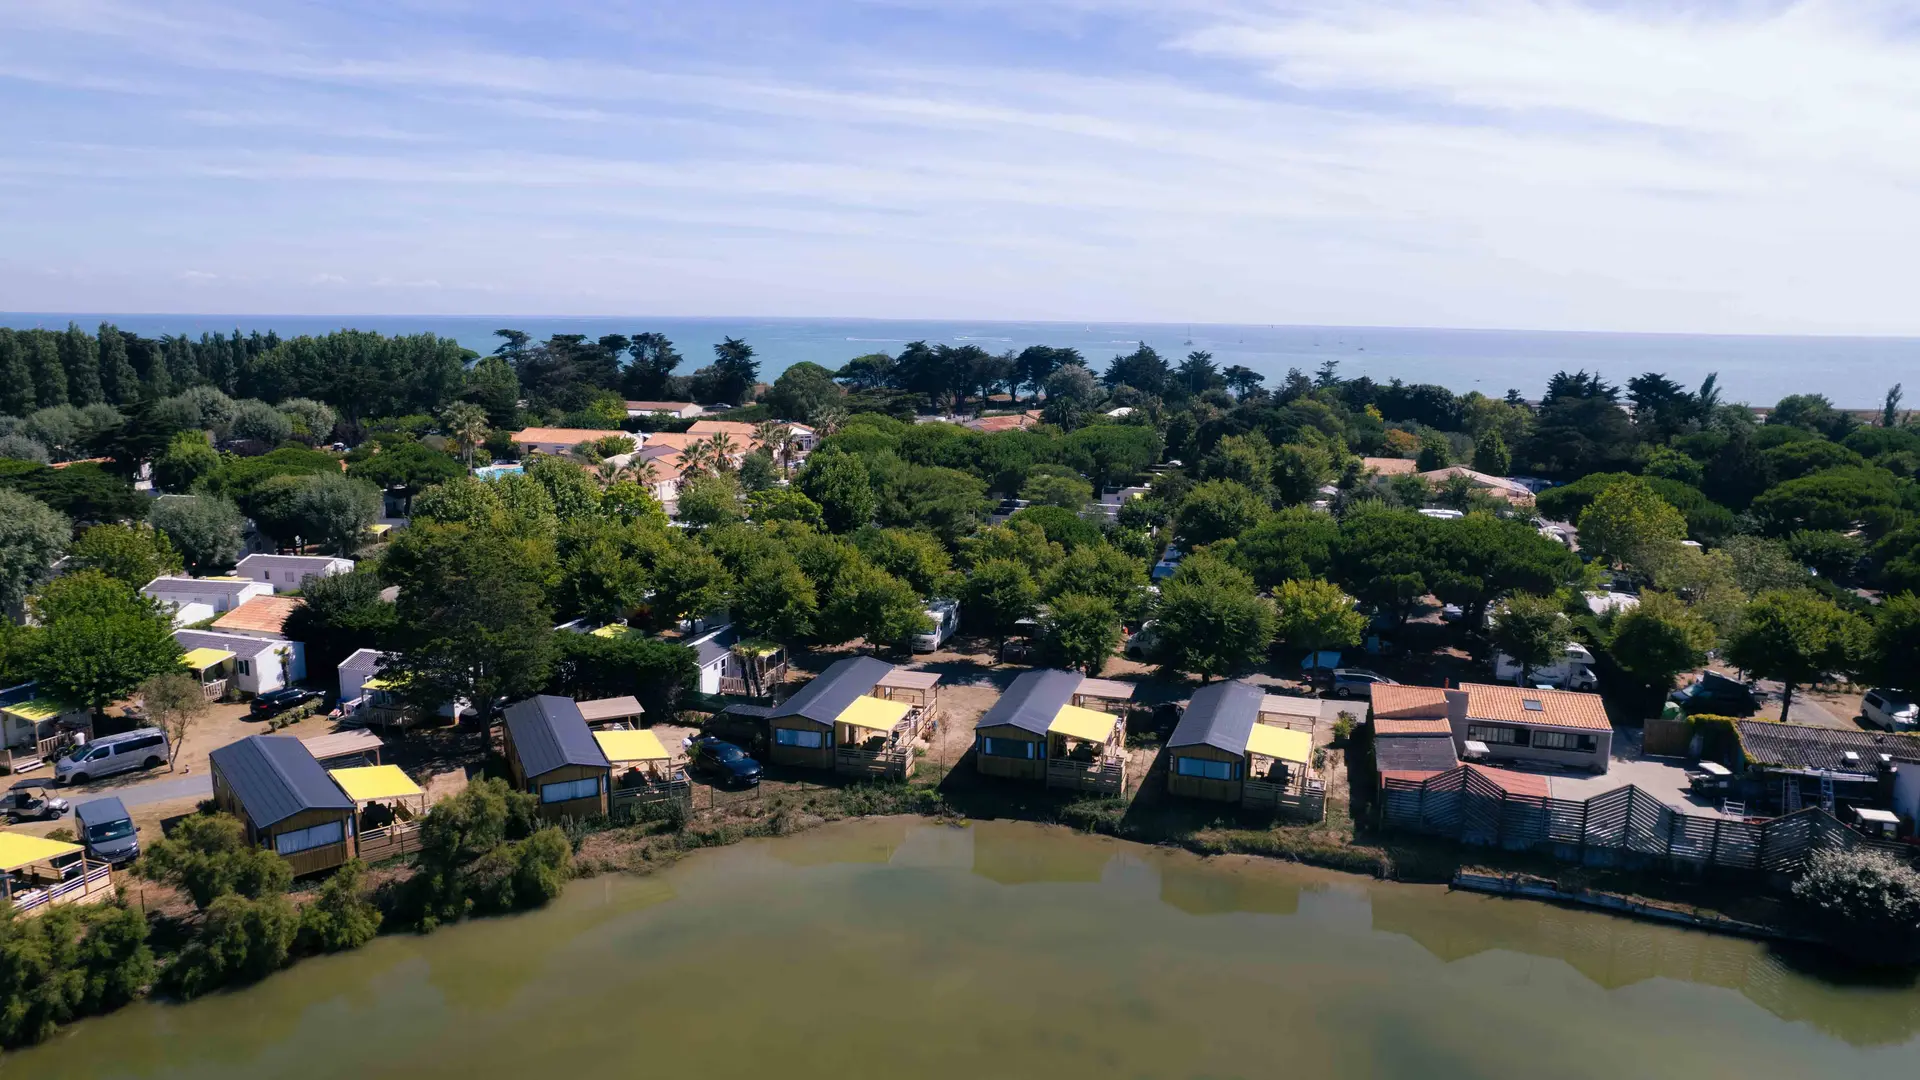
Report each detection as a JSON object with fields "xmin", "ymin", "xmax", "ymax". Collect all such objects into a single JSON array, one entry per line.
[
  {"xmin": 174, "ymin": 629, "xmax": 306, "ymax": 697},
  {"xmin": 234, "ymin": 554, "xmax": 354, "ymax": 592},
  {"xmin": 141, "ymin": 576, "xmax": 274, "ymax": 628}
]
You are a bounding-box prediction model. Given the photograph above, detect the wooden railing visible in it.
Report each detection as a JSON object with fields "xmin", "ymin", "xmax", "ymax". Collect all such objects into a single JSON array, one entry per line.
[
  {"xmin": 5, "ymin": 732, "xmax": 76, "ymax": 774},
  {"xmin": 611, "ymin": 778, "xmax": 693, "ymax": 816},
  {"xmin": 12, "ymin": 861, "xmax": 114, "ymax": 915},
  {"xmin": 1243, "ymin": 777, "xmax": 1327, "ymax": 822},
  {"xmin": 836, "ymin": 744, "xmax": 914, "ymax": 780},
  {"xmin": 1046, "ymin": 756, "xmax": 1126, "ymax": 794},
  {"xmin": 201, "ymin": 678, "xmax": 228, "ymax": 701},
  {"xmin": 356, "ymin": 822, "xmax": 423, "ymax": 863}
]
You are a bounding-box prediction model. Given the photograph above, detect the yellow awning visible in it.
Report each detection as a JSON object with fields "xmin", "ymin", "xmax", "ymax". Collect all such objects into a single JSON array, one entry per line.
[
  {"xmin": 181, "ymin": 647, "xmax": 234, "ymax": 671},
  {"xmin": 591, "ymin": 624, "xmax": 632, "ymax": 638},
  {"xmin": 595, "ymin": 729, "xmax": 670, "ymax": 762},
  {"xmin": 1245, "ymin": 724, "xmax": 1312, "ymax": 765},
  {"xmin": 361, "ymin": 677, "xmax": 393, "ymax": 691},
  {"xmin": 1, "ymin": 699, "xmax": 64, "ymax": 723},
  {"xmin": 369, "ymin": 524, "xmax": 393, "ymax": 535},
  {"xmin": 327, "ymin": 765, "xmax": 424, "ymax": 803},
  {"xmin": 836, "ymin": 695, "xmax": 912, "ymax": 732},
  {"xmin": 1048, "ymin": 704, "xmax": 1118, "ymax": 744},
  {"xmin": 0, "ymin": 833, "xmax": 83, "ymax": 872}
]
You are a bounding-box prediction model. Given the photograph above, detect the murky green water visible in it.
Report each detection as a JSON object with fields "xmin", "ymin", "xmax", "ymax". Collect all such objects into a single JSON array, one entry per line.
[{"xmin": 9, "ymin": 819, "xmax": 1920, "ymax": 1078}]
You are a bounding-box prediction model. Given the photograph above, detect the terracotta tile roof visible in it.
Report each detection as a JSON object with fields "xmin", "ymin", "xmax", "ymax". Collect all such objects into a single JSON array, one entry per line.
[
  {"xmin": 1374, "ymin": 715, "xmax": 1454, "ymax": 735},
  {"xmin": 1465, "ymin": 763, "xmax": 1552, "ymax": 797},
  {"xmin": 641, "ymin": 431, "xmax": 698, "ymax": 451},
  {"xmin": 965, "ymin": 414, "xmax": 1037, "ymax": 433},
  {"xmin": 687, "ymin": 420, "xmax": 761, "ymax": 441},
  {"xmin": 1362, "ymin": 456, "xmax": 1419, "ymax": 476},
  {"xmin": 1461, "ymin": 683, "xmax": 1611, "ymax": 731},
  {"xmin": 211, "ymin": 595, "xmax": 304, "ymax": 636},
  {"xmin": 512, "ymin": 428, "xmax": 637, "ymax": 448},
  {"xmin": 1417, "ymin": 466, "xmax": 1536, "ymax": 503},
  {"xmin": 1369, "ymin": 685, "xmax": 1450, "ymax": 720},
  {"xmin": 625, "ymin": 401, "xmax": 694, "ymax": 412}
]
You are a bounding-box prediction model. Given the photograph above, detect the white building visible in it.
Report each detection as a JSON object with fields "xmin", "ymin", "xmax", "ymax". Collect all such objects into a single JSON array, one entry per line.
[
  {"xmin": 142, "ymin": 576, "xmax": 274, "ymax": 628},
  {"xmin": 624, "ymin": 401, "xmax": 703, "ymax": 420},
  {"xmin": 174, "ymin": 629, "xmax": 306, "ymax": 696},
  {"xmin": 233, "ymin": 554, "xmax": 354, "ymax": 592}
]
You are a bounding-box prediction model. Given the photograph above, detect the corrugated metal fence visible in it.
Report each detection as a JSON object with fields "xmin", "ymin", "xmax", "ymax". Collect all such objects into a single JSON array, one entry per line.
[{"xmin": 1381, "ymin": 767, "xmax": 1911, "ymax": 874}]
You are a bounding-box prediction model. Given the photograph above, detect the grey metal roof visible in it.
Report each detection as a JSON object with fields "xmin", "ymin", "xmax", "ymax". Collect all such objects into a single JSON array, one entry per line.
[
  {"xmin": 209, "ymin": 735, "xmax": 354, "ymax": 829},
  {"xmin": 236, "ymin": 554, "xmax": 352, "ymax": 572},
  {"xmin": 718, "ymin": 703, "xmax": 774, "ymax": 720},
  {"xmin": 173, "ymin": 628, "xmax": 279, "ymax": 657},
  {"xmin": 975, "ymin": 668, "xmax": 1083, "ymax": 736},
  {"xmin": 1374, "ymin": 733, "xmax": 1461, "ymax": 774},
  {"xmin": 75, "ymin": 796, "xmax": 130, "ymax": 827},
  {"xmin": 772, "ymin": 656, "xmax": 893, "ymax": 727},
  {"xmin": 1167, "ymin": 680, "xmax": 1263, "ymax": 756},
  {"xmin": 693, "ymin": 625, "xmax": 738, "ymax": 669},
  {"xmin": 1735, "ymin": 721, "xmax": 1920, "ymax": 774},
  {"xmin": 503, "ymin": 695, "xmax": 610, "ymax": 778},
  {"xmin": 143, "ymin": 576, "xmax": 258, "ymax": 596}
]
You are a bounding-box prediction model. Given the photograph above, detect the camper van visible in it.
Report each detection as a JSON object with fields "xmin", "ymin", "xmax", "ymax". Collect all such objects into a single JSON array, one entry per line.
[
  {"xmin": 1493, "ymin": 642, "xmax": 1599, "ymax": 691},
  {"xmin": 912, "ymin": 599, "xmax": 961, "ymax": 653}
]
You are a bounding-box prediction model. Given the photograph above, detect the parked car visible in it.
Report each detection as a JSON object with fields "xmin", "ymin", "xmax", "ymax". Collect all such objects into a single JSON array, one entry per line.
[
  {"xmin": 1330, "ymin": 668, "xmax": 1397, "ymax": 699},
  {"xmin": 912, "ymin": 598, "xmax": 961, "ymax": 653},
  {"xmin": 1124, "ymin": 621, "xmax": 1161, "ymax": 660},
  {"xmin": 1862, "ymin": 688, "xmax": 1918, "ymax": 732},
  {"xmin": 1669, "ymin": 670, "xmax": 1759, "ymax": 717},
  {"xmin": 249, "ymin": 686, "xmax": 326, "ymax": 721},
  {"xmin": 1, "ymin": 779, "xmax": 68, "ymax": 822},
  {"xmin": 689, "ymin": 736, "xmax": 763, "ymax": 787},
  {"xmin": 75, "ymin": 796, "xmax": 140, "ymax": 864},
  {"xmin": 54, "ymin": 729, "xmax": 171, "ymax": 786}
]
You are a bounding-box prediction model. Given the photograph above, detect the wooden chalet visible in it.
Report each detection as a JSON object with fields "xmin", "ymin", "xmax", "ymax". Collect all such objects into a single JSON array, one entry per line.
[
  {"xmin": 766, "ymin": 657, "xmax": 939, "ymax": 779},
  {"xmin": 0, "ymin": 834, "xmax": 113, "ymax": 916},
  {"xmin": 209, "ymin": 735, "xmax": 358, "ymax": 876},
  {"xmin": 594, "ymin": 728, "xmax": 692, "ymax": 813},
  {"xmin": 972, "ymin": 669, "xmax": 1129, "ymax": 794},
  {"xmin": 1165, "ymin": 681, "xmax": 1324, "ymax": 820},
  {"xmin": 501, "ymin": 696, "xmax": 612, "ymax": 821},
  {"xmin": 327, "ymin": 764, "xmax": 428, "ymax": 862}
]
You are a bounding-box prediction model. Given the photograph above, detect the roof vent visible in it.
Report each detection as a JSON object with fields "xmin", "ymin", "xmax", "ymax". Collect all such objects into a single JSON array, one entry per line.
[
  {"xmin": 1522, "ymin": 699, "xmax": 1544, "ymax": 712},
  {"xmin": 1843, "ymin": 751, "xmax": 1861, "ymax": 766}
]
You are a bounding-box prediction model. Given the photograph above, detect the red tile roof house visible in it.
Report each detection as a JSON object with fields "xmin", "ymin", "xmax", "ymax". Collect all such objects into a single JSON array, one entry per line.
[{"xmin": 1371, "ymin": 683, "xmax": 1613, "ymax": 775}]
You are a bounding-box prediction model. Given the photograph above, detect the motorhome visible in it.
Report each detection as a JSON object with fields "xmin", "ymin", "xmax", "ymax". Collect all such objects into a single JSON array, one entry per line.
[
  {"xmin": 1492, "ymin": 642, "xmax": 1599, "ymax": 691},
  {"xmin": 912, "ymin": 599, "xmax": 960, "ymax": 653}
]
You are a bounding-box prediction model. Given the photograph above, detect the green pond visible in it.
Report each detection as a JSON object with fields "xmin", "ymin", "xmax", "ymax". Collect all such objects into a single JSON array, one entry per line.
[{"xmin": 9, "ymin": 819, "xmax": 1920, "ymax": 1079}]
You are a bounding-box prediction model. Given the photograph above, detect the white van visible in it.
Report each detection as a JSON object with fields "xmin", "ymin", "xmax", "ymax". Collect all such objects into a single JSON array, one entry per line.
[
  {"xmin": 1863, "ymin": 689, "xmax": 1918, "ymax": 731},
  {"xmin": 54, "ymin": 728, "xmax": 171, "ymax": 786},
  {"xmin": 912, "ymin": 599, "xmax": 960, "ymax": 653},
  {"xmin": 1493, "ymin": 643, "xmax": 1599, "ymax": 691}
]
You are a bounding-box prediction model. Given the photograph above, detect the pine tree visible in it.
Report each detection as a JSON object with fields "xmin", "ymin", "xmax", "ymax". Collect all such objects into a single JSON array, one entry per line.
[
  {"xmin": 28, "ymin": 330, "xmax": 68, "ymax": 408},
  {"xmin": 0, "ymin": 330, "xmax": 32, "ymax": 415},
  {"xmin": 60, "ymin": 321, "xmax": 104, "ymax": 405},
  {"xmin": 164, "ymin": 335, "xmax": 197, "ymax": 390},
  {"xmin": 98, "ymin": 323, "xmax": 141, "ymax": 405}
]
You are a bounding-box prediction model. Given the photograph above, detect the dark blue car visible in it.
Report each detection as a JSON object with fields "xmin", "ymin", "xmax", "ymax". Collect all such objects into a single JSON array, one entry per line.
[{"xmin": 690, "ymin": 736, "xmax": 763, "ymax": 787}]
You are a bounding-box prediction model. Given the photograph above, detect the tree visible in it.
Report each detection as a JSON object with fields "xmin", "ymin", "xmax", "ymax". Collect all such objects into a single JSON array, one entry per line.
[
  {"xmin": 1488, "ymin": 593, "xmax": 1573, "ymax": 685},
  {"xmin": 0, "ymin": 489, "xmax": 69, "ymax": 614},
  {"xmin": 166, "ymin": 891, "xmax": 301, "ymax": 998},
  {"xmin": 297, "ymin": 859, "xmax": 382, "ymax": 954},
  {"xmin": 814, "ymin": 560, "xmax": 927, "ymax": 649},
  {"xmin": 962, "ymin": 559, "xmax": 1039, "ymax": 649},
  {"xmin": 733, "ymin": 556, "xmax": 817, "ymax": 647},
  {"xmin": 228, "ymin": 398, "xmax": 293, "ymax": 445},
  {"xmin": 1883, "ymin": 383, "xmax": 1905, "ymax": 429},
  {"xmin": 1751, "ymin": 467, "xmax": 1915, "ymax": 538},
  {"xmin": 382, "ymin": 524, "xmax": 557, "ymax": 714},
  {"xmin": 1604, "ymin": 592, "xmax": 1717, "ymax": 703},
  {"xmin": 1792, "ymin": 847, "xmax": 1920, "ymax": 965},
  {"xmin": 136, "ymin": 811, "xmax": 293, "ymax": 911},
  {"xmin": 348, "ymin": 441, "xmax": 462, "ymax": 515},
  {"xmin": 1223, "ymin": 365, "xmax": 1265, "ymax": 398},
  {"xmin": 148, "ymin": 495, "xmax": 246, "ymax": 575},
  {"xmin": 277, "ymin": 397, "xmax": 337, "ymax": 443},
  {"xmin": 278, "ymin": 473, "xmax": 383, "ymax": 555},
  {"xmin": 550, "ymin": 633, "xmax": 698, "ymax": 720},
  {"xmin": 137, "ymin": 672, "xmax": 209, "ymax": 767},
  {"xmin": 1577, "ymin": 477, "xmax": 1688, "ymax": 573},
  {"xmin": 67, "ymin": 522, "xmax": 182, "ymax": 586},
  {"xmin": 1273, "ymin": 579, "xmax": 1366, "ymax": 684},
  {"xmin": 853, "ymin": 528, "xmax": 952, "ymax": 597},
  {"xmin": 797, "ymin": 453, "xmax": 878, "ymax": 534},
  {"xmin": 767, "ymin": 362, "xmax": 843, "ymax": 423},
  {"xmin": 0, "ymin": 900, "xmax": 156, "ymax": 1048},
  {"xmin": 25, "ymin": 571, "xmax": 181, "ymax": 717},
  {"xmin": 442, "ymin": 401, "xmax": 490, "ymax": 467},
  {"xmin": 1040, "ymin": 593, "xmax": 1123, "ymax": 675},
  {"xmin": 1231, "ymin": 508, "xmax": 1339, "ymax": 589},
  {"xmin": 1425, "ymin": 513, "xmax": 1584, "ymax": 632},
  {"xmin": 1867, "ymin": 593, "xmax": 1920, "ymax": 691},
  {"xmin": 1041, "ymin": 363, "xmax": 1100, "ymax": 428},
  {"xmin": 559, "ymin": 538, "xmax": 649, "ymax": 625},
  {"xmin": 1726, "ymin": 590, "xmax": 1869, "ymax": 721},
  {"xmin": 676, "ymin": 471, "xmax": 744, "ymax": 528},
  {"xmin": 880, "ymin": 465, "xmax": 990, "ymax": 545},
  {"xmin": 523, "ymin": 455, "xmax": 603, "ymax": 521},
  {"xmin": 1043, "ymin": 542, "xmax": 1149, "ymax": 620},
  {"xmin": 1018, "ymin": 466, "xmax": 1093, "ymax": 510},
  {"xmin": 1333, "ymin": 507, "xmax": 1438, "ymax": 627},
  {"xmin": 283, "ymin": 569, "xmax": 396, "ymax": 681},
  {"xmin": 692, "ymin": 337, "xmax": 759, "ymax": 405},
  {"xmin": 648, "ymin": 542, "xmax": 733, "ymax": 628},
  {"xmin": 1471, "ymin": 430, "xmax": 1511, "ymax": 475},
  {"xmin": 1175, "ymin": 479, "xmax": 1269, "ymax": 549},
  {"xmin": 1415, "ymin": 431, "xmax": 1451, "ymax": 471},
  {"xmin": 152, "ymin": 430, "xmax": 221, "ymax": 492},
  {"xmin": 1150, "ymin": 555, "xmax": 1277, "ymax": 680}
]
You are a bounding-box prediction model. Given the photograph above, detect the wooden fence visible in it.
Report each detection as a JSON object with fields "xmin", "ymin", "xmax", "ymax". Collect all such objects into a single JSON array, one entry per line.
[
  {"xmin": 1381, "ymin": 768, "xmax": 1911, "ymax": 875},
  {"xmin": 1244, "ymin": 777, "xmax": 1327, "ymax": 822},
  {"xmin": 610, "ymin": 778, "xmax": 694, "ymax": 816},
  {"xmin": 836, "ymin": 745, "xmax": 914, "ymax": 780},
  {"xmin": 1046, "ymin": 757, "xmax": 1126, "ymax": 795},
  {"xmin": 12, "ymin": 861, "xmax": 114, "ymax": 915},
  {"xmin": 356, "ymin": 822, "xmax": 423, "ymax": 863}
]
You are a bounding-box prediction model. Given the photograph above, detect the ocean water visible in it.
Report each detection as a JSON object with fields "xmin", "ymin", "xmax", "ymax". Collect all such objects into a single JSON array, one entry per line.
[{"xmin": 6, "ymin": 313, "xmax": 1916, "ymax": 406}]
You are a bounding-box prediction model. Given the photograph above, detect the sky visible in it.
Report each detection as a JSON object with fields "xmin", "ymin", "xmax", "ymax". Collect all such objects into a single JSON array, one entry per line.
[{"xmin": 3, "ymin": 0, "xmax": 1920, "ymax": 335}]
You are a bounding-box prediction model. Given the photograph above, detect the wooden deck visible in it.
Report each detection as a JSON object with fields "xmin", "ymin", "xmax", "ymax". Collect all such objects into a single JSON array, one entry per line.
[
  {"xmin": 1046, "ymin": 756, "xmax": 1126, "ymax": 795},
  {"xmin": 9, "ymin": 861, "xmax": 114, "ymax": 915},
  {"xmin": 355, "ymin": 822, "xmax": 423, "ymax": 863}
]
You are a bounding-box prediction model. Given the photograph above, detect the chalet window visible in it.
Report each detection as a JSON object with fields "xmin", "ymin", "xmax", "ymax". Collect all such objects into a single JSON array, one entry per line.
[
  {"xmin": 1175, "ymin": 757, "xmax": 1238, "ymax": 781},
  {"xmin": 235, "ymin": 660, "xmax": 252, "ymax": 676},
  {"xmin": 1466, "ymin": 724, "xmax": 1525, "ymax": 746},
  {"xmin": 541, "ymin": 776, "xmax": 602, "ymax": 803},
  {"xmin": 1529, "ymin": 730, "xmax": 1597, "ymax": 752},
  {"xmin": 980, "ymin": 737, "xmax": 1035, "ymax": 759},
  {"xmin": 775, "ymin": 728, "xmax": 825, "ymax": 749},
  {"xmin": 275, "ymin": 820, "xmax": 345, "ymax": 855}
]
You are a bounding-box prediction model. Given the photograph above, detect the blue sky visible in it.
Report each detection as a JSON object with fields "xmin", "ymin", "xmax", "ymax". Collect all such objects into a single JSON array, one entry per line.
[{"xmin": 4, "ymin": 1, "xmax": 1919, "ymax": 334}]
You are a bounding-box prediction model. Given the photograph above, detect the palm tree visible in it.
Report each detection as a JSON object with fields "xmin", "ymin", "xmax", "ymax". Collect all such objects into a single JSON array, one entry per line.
[
  {"xmin": 755, "ymin": 421, "xmax": 793, "ymax": 476},
  {"xmin": 618, "ymin": 457, "xmax": 660, "ymax": 491},
  {"xmin": 812, "ymin": 407, "xmax": 847, "ymax": 437},
  {"xmin": 442, "ymin": 402, "xmax": 490, "ymax": 468},
  {"xmin": 780, "ymin": 429, "xmax": 808, "ymax": 478},
  {"xmin": 680, "ymin": 441, "xmax": 717, "ymax": 478},
  {"xmin": 704, "ymin": 433, "xmax": 738, "ymax": 471}
]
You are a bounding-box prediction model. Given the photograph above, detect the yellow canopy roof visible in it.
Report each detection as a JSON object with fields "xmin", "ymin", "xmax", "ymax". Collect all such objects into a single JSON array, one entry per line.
[
  {"xmin": 1245, "ymin": 724, "xmax": 1311, "ymax": 765},
  {"xmin": 1, "ymin": 699, "xmax": 64, "ymax": 723},
  {"xmin": 0, "ymin": 833, "xmax": 83, "ymax": 872},
  {"xmin": 361, "ymin": 677, "xmax": 393, "ymax": 691},
  {"xmin": 590, "ymin": 624, "xmax": 632, "ymax": 638},
  {"xmin": 595, "ymin": 729, "xmax": 670, "ymax": 762},
  {"xmin": 835, "ymin": 695, "xmax": 912, "ymax": 732},
  {"xmin": 180, "ymin": 647, "xmax": 235, "ymax": 670},
  {"xmin": 327, "ymin": 765, "xmax": 424, "ymax": 803},
  {"xmin": 369, "ymin": 523, "xmax": 393, "ymax": 535},
  {"xmin": 1048, "ymin": 704, "xmax": 1118, "ymax": 744}
]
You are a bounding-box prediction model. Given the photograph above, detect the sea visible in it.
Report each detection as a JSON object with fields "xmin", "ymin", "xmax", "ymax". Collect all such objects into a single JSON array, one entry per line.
[{"xmin": 5, "ymin": 313, "xmax": 1917, "ymax": 407}]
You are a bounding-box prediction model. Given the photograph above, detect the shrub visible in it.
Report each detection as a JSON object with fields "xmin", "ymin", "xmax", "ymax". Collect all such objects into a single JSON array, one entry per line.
[
  {"xmin": 1791, "ymin": 847, "xmax": 1920, "ymax": 965},
  {"xmin": 1332, "ymin": 713, "xmax": 1357, "ymax": 745},
  {"xmin": 0, "ymin": 901, "xmax": 155, "ymax": 1048},
  {"xmin": 165, "ymin": 892, "xmax": 300, "ymax": 998},
  {"xmin": 297, "ymin": 860, "xmax": 382, "ymax": 953},
  {"xmin": 136, "ymin": 812, "xmax": 293, "ymax": 911}
]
